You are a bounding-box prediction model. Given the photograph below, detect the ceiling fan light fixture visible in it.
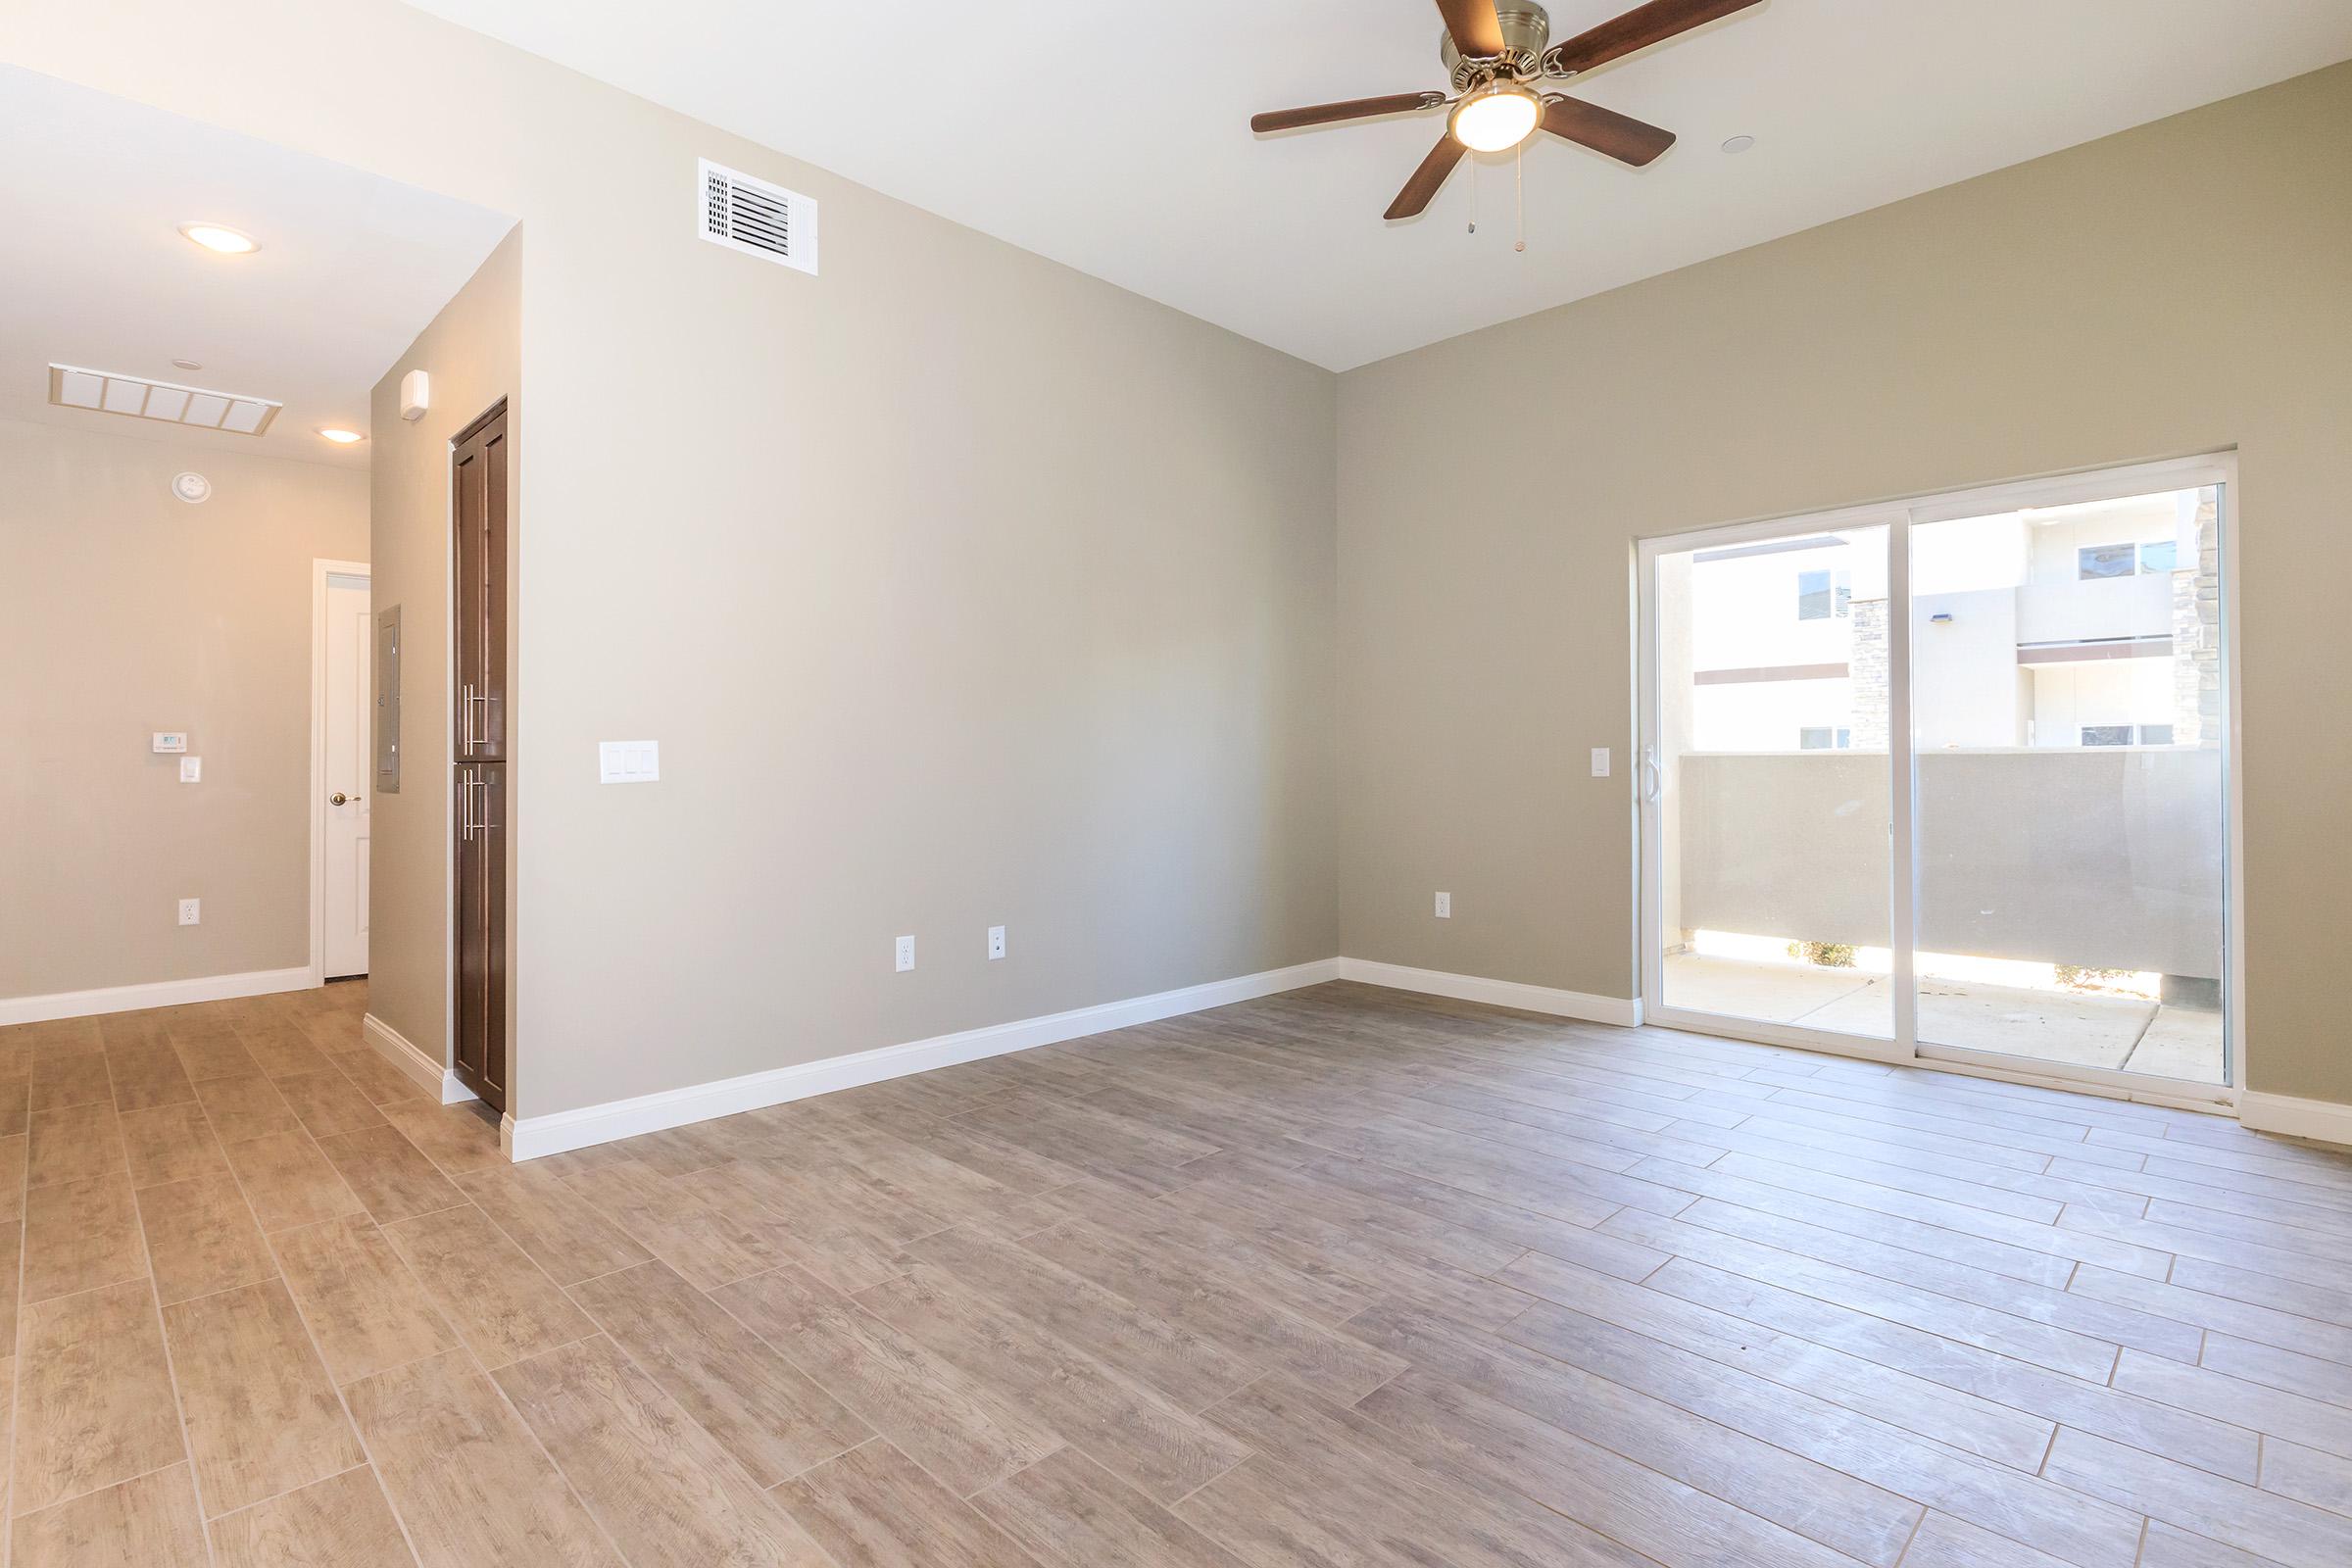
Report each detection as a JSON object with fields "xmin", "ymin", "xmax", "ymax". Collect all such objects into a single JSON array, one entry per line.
[{"xmin": 1449, "ymin": 83, "xmax": 1541, "ymax": 153}]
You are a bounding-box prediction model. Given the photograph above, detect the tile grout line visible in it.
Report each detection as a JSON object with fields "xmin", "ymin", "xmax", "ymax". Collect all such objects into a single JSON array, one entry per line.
[
  {"xmin": 198, "ymin": 1005, "xmax": 431, "ymax": 1567},
  {"xmin": 111, "ymin": 1048, "xmax": 223, "ymax": 1568}
]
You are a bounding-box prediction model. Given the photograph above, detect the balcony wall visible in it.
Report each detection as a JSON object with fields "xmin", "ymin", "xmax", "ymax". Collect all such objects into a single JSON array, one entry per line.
[{"xmin": 1676, "ymin": 749, "xmax": 2224, "ymax": 979}]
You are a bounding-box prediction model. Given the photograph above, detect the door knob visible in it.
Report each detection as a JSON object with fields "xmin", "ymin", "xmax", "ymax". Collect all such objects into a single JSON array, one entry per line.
[{"xmin": 329, "ymin": 792, "xmax": 358, "ymax": 806}]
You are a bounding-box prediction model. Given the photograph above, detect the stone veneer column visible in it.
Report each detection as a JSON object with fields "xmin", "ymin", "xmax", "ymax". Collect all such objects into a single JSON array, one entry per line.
[
  {"xmin": 2171, "ymin": 490, "xmax": 2222, "ymax": 748},
  {"xmin": 1849, "ymin": 595, "xmax": 1890, "ymax": 749}
]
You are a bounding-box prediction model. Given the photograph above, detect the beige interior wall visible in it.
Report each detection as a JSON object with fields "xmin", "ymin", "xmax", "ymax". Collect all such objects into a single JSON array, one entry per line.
[
  {"xmin": 367, "ymin": 229, "xmax": 520, "ymax": 1064},
  {"xmin": 0, "ymin": 416, "xmax": 368, "ymax": 1002},
  {"xmin": 8, "ymin": 1, "xmax": 1339, "ymax": 1118},
  {"xmin": 1336, "ymin": 63, "xmax": 2352, "ymax": 1105}
]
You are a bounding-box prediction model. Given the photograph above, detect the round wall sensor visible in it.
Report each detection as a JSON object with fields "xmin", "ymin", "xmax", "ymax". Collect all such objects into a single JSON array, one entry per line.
[
  {"xmin": 1720, "ymin": 134, "xmax": 1756, "ymax": 155},
  {"xmin": 172, "ymin": 471, "xmax": 212, "ymax": 504}
]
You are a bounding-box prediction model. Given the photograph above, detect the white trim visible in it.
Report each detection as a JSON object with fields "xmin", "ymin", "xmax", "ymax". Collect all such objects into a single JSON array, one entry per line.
[
  {"xmin": 362, "ymin": 1011, "xmax": 477, "ymax": 1105},
  {"xmin": 2239, "ymin": 1091, "xmax": 2352, "ymax": 1149},
  {"xmin": 505, "ymin": 958, "xmax": 1342, "ymax": 1161},
  {"xmin": 1336, "ymin": 957, "xmax": 1642, "ymax": 1027},
  {"xmin": 0, "ymin": 966, "xmax": 312, "ymax": 1026},
  {"xmin": 309, "ymin": 558, "xmax": 371, "ymax": 987}
]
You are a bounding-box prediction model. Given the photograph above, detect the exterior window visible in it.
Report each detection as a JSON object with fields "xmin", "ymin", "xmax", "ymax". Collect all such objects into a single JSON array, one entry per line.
[
  {"xmin": 1798, "ymin": 727, "xmax": 1852, "ymax": 751},
  {"xmin": 1797, "ymin": 568, "xmax": 1853, "ymax": 621},
  {"xmin": 2079, "ymin": 544, "xmax": 2136, "ymax": 580},
  {"xmin": 2081, "ymin": 725, "xmax": 2134, "ymax": 746},
  {"xmin": 2137, "ymin": 540, "xmax": 2178, "ymax": 573},
  {"xmin": 2139, "ymin": 723, "xmax": 2174, "ymax": 745}
]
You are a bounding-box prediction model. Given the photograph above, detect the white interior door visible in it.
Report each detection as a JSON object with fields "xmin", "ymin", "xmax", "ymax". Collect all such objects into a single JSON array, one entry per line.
[{"xmin": 323, "ymin": 571, "xmax": 371, "ymax": 978}]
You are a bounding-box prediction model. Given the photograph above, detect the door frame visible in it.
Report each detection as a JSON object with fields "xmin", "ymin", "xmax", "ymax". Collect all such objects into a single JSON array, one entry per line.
[
  {"xmin": 308, "ymin": 557, "xmax": 372, "ymax": 987},
  {"xmin": 1636, "ymin": 453, "xmax": 2243, "ymax": 1112}
]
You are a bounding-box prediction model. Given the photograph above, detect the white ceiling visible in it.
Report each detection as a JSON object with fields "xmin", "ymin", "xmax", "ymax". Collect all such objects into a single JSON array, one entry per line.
[
  {"xmin": 408, "ymin": 0, "xmax": 2352, "ymax": 369},
  {"xmin": 0, "ymin": 67, "xmax": 514, "ymax": 468}
]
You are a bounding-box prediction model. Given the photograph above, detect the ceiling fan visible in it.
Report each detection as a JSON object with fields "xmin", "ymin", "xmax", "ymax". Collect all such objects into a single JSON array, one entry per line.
[{"xmin": 1250, "ymin": 0, "xmax": 1764, "ymax": 220}]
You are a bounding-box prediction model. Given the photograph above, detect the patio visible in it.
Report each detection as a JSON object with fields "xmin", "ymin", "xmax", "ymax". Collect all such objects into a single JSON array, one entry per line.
[{"xmin": 1661, "ymin": 952, "xmax": 2226, "ymax": 1083}]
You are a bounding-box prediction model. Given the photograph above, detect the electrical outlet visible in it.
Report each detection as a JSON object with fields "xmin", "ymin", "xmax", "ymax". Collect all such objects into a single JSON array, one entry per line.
[
  {"xmin": 179, "ymin": 756, "xmax": 203, "ymax": 783},
  {"xmin": 988, "ymin": 925, "xmax": 1006, "ymax": 960},
  {"xmin": 1434, "ymin": 892, "xmax": 1450, "ymax": 918},
  {"xmin": 178, "ymin": 898, "xmax": 201, "ymax": 926},
  {"xmin": 895, "ymin": 934, "xmax": 915, "ymax": 972}
]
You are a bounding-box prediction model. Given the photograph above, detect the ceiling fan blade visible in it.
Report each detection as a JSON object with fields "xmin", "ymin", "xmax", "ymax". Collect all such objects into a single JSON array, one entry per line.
[
  {"xmin": 1250, "ymin": 92, "xmax": 1445, "ymax": 133},
  {"xmin": 1543, "ymin": 0, "xmax": 1763, "ymax": 76},
  {"xmin": 1541, "ymin": 96, "xmax": 1676, "ymax": 166},
  {"xmin": 1434, "ymin": 0, "xmax": 1506, "ymax": 58},
  {"xmin": 1386, "ymin": 135, "xmax": 1468, "ymax": 220}
]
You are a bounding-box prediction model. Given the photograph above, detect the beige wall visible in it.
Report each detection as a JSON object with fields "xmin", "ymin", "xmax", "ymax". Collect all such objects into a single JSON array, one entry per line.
[
  {"xmin": 0, "ymin": 416, "xmax": 368, "ymax": 1002},
  {"xmin": 367, "ymin": 229, "xmax": 520, "ymax": 1063},
  {"xmin": 1337, "ymin": 64, "xmax": 2352, "ymax": 1105},
  {"xmin": 9, "ymin": 1, "xmax": 1339, "ymax": 1118}
]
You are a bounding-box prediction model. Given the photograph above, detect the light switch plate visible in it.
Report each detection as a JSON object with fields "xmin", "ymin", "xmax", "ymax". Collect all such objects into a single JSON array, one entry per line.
[
  {"xmin": 1591, "ymin": 747, "xmax": 1611, "ymax": 778},
  {"xmin": 153, "ymin": 731, "xmax": 187, "ymax": 753},
  {"xmin": 598, "ymin": 740, "xmax": 660, "ymax": 784},
  {"xmin": 179, "ymin": 756, "xmax": 202, "ymax": 783}
]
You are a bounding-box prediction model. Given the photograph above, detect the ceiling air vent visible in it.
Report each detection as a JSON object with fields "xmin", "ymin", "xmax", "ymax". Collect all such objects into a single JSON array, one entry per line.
[
  {"xmin": 49, "ymin": 364, "xmax": 280, "ymax": 435},
  {"xmin": 698, "ymin": 158, "xmax": 817, "ymax": 276}
]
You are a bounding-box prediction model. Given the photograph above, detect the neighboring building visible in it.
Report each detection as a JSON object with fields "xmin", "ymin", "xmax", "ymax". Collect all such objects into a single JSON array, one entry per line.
[{"xmin": 1686, "ymin": 490, "xmax": 2220, "ymax": 753}]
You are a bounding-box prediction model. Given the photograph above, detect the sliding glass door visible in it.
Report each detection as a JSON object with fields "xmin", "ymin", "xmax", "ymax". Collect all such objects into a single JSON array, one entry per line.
[
  {"xmin": 1640, "ymin": 458, "xmax": 2234, "ymax": 1096},
  {"xmin": 1643, "ymin": 521, "xmax": 1899, "ymax": 1051}
]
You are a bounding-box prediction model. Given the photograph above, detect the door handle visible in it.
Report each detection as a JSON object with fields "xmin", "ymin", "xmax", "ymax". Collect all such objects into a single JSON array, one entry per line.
[
  {"xmin": 329, "ymin": 792, "xmax": 361, "ymax": 806},
  {"xmin": 1639, "ymin": 746, "xmax": 1663, "ymax": 804},
  {"xmin": 459, "ymin": 767, "xmax": 478, "ymax": 842}
]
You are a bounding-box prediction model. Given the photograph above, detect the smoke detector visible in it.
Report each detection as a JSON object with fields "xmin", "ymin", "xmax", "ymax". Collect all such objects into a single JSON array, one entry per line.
[{"xmin": 50, "ymin": 363, "xmax": 279, "ymax": 435}]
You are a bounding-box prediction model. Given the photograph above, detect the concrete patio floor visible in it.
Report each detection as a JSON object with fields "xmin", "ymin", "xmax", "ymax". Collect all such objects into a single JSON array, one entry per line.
[{"xmin": 1662, "ymin": 953, "xmax": 2225, "ymax": 1084}]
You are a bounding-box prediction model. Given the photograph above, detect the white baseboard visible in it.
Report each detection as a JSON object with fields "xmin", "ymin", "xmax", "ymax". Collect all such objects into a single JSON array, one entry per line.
[
  {"xmin": 506, "ymin": 957, "xmax": 1342, "ymax": 1161},
  {"xmin": 2238, "ymin": 1090, "xmax": 2352, "ymax": 1150},
  {"xmin": 362, "ymin": 1012, "xmax": 478, "ymax": 1105},
  {"xmin": 1335, "ymin": 956, "xmax": 1642, "ymax": 1028},
  {"xmin": 0, "ymin": 965, "xmax": 315, "ymax": 1027}
]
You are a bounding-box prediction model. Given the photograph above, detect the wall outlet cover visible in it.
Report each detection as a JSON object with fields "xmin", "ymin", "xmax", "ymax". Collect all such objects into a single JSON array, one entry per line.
[
  {"xmin": 1435, "ymin": 892, "xmax": 1451, "ymax": 918},
  {"xmin": 895, "ymin": 934, "xmax": 915, "ymax": 972},
  {"xmin": 988, "ymin": 925, "xmax": 1006, "ymax": 960},
  {"xmin": 177, "ymin": 898, "xmax": 201, "ymax": 925}
]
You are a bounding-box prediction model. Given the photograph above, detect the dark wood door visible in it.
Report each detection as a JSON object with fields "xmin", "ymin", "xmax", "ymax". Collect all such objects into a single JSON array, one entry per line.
[
  {"xmin": 454, "ymin": 761, "xmax": 508, "ymax": 1107},
  {"xmin": 452, "ymin": 403, "xmax": 510, "ymax": 1111},
  {"xmin": 453, "ymin": 407, "xmax": 508, "ymax": 762}
]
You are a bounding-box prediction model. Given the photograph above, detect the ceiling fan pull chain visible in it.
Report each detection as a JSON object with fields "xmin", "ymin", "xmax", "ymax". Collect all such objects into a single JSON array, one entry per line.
[
  {"xmin": 1468, "ymin": 156, "xmax": 1478, "ymax": 235},
  {"xmin": 1515, "ymin": 143, "xmax": 1527, "ymax": 253}
]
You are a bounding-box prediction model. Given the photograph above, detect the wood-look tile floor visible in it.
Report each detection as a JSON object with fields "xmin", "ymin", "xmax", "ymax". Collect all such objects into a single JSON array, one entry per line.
[{"xmin": 4, "ymin": 980, "xmax": 2350, "ymax": 1567}]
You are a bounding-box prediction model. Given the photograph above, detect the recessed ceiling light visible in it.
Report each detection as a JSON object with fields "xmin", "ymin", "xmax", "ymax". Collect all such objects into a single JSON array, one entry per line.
[
  {"xmin": 318, "ymin": 427, "xmax": 365, "ymax": 445},
  {"xmin": 171, "ymin": 358, "xmax": 202, "ymax": 371},
  {"xmin": 177, "ymin": 222, "xmax": 259, "ymax": 255},
  {"xmin": 1720, "ymin": 134, "xmax": 1756, "ymax": 155}
]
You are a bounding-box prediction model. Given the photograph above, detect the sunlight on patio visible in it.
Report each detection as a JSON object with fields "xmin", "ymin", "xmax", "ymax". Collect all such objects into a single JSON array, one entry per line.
[{"xmin": 1662, "ymin": 951, "xmax": 2225, "ymax": 1083}]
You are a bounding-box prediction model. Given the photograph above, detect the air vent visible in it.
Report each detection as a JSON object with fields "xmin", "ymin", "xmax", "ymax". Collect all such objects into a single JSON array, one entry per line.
[
  {"xmin": 49, "ymin": 364, "xmax": 280, "ymax": 435},
  {"xmin": 698, "ymin": 158, "xmax": 817, "ymax": 275}
]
